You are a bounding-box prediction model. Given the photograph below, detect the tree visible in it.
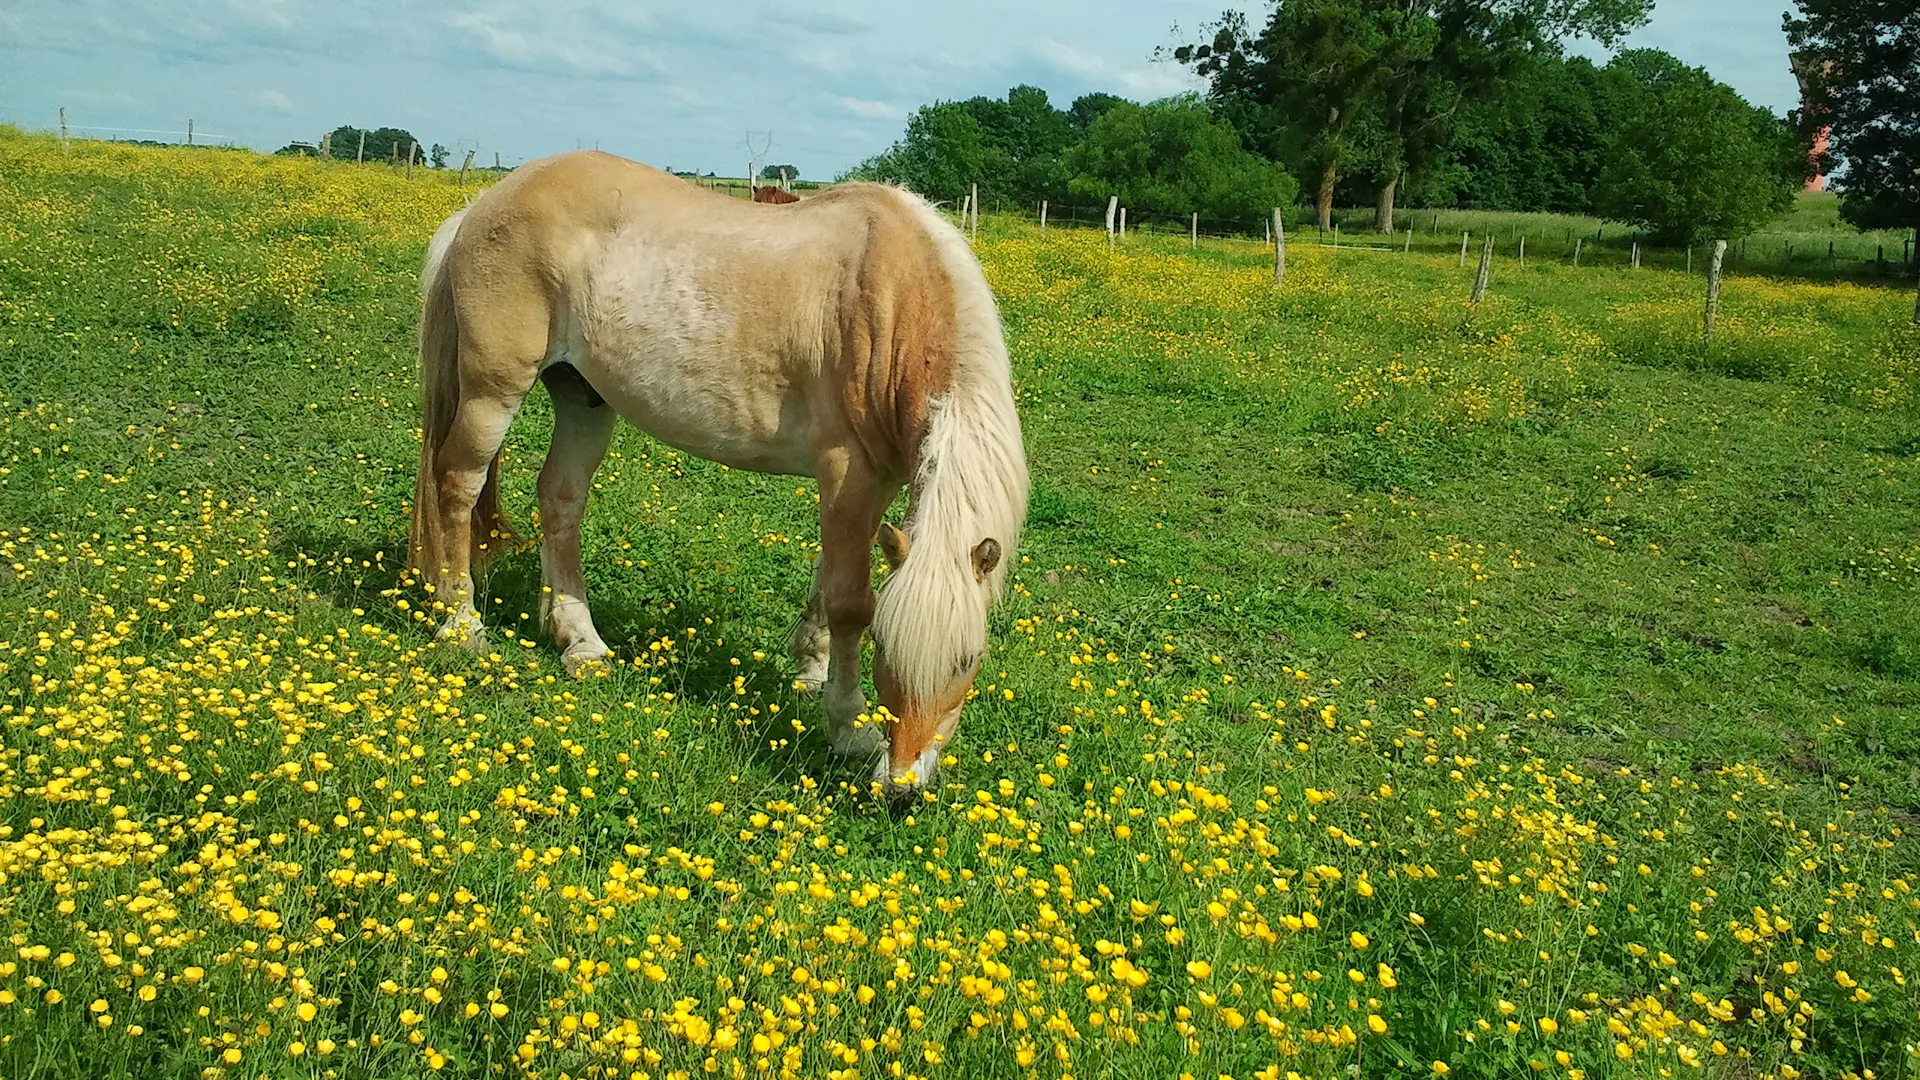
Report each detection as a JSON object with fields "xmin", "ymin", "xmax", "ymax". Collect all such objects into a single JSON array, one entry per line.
[
  {"xmin": 846, "ymin": 86, "xmax": 1075, "ymax": 205},
  {"xmin": 1063, "ymin": 95, "xmax": 1298, "ymax": 223},
  {"xmin": 1068, "ymin": 93, "xmax": 1129, "ymax": 133},
  {"xmin": 324, "ymin": 125, "xmax": 421, "ymax": 164},
  {"xmin": 995, "ymin": 85, "xmax": 1076, "ymax": 199},
  {"xmin": 1418, "ymin": 53, "xmax": 1630, "ymax": 213},
  {"xmin": 1173, "ymin": 0, "xmax": 1653, "ymax": 231},
  {"xmin": 844, "ymin": 102, "xmax": 992, "ymax": 199},
  {"xmin": 1174, "ymin": 4, "xmax": 1404, "ymax": 230},
  {"xmin": 1784, "ymin": 2, "xmax": 1920, "ymax": 235},
  {"xmin": 1590, "ymin": 51, "xmax": 1803, "ymax": 244},
  {"xmin": 429, "ymin": 143, "xmax": 449, "ymax": 169},
  {"xmin": 759, "ymin": 164, "xmax": 799, "ymax": 183},
  {"xmin": 274, "ymin": 142, "xmax": 319, "ymax": 157}
]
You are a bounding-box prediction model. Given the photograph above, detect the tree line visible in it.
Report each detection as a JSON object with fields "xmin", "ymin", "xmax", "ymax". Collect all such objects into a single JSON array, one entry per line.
[
  {"xmin": 846, "ymin": 1, "xmax": 1915, "ymax": 247},
  {"xmin": 276, "ymin": 127, "xmax": 465, "ymax": 170}
]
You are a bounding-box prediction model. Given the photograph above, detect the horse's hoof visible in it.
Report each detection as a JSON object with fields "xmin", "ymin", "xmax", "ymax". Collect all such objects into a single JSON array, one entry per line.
[
  {"xmin": 436, "ymin": 620, "xmax": 488, "ymax": 654},
  {"xmin": 562, "ymin": 648, "xmax": 613, "ymax": 678},
  {"xmin": 790, "ymin": 652, "xmax": 828, "ymax": 692},
  {"xmin": 830, "ymin": 721, "xmax": 887, "ymax": 760}
]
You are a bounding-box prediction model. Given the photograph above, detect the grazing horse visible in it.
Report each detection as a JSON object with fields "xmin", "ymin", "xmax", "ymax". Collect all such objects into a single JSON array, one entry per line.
[
  {"xmin": 409, "ymin": 150, "xmax": 1028, "ymax": 799},
  {"xmin": 753, "ymin": 184, "xmax": 800, "ymax": 204}
]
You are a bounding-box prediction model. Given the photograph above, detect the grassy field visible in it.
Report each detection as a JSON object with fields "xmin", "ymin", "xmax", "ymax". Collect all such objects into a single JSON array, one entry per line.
[{"xmin": 2, "ymin": 127, "xmax": 1919, "ymax": 1080}]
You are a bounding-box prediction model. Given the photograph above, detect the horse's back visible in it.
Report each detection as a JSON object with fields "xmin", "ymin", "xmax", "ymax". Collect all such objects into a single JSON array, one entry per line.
[{"xmin": 441, "ymin": 151, "xmax": 967, "ymax": 476}]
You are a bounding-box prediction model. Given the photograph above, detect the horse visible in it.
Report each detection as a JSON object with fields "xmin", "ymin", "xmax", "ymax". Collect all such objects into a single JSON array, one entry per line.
[
  {"xmin": 409, "ymin": 150, "xmax": 1028, "ymax": 801},
  {"xmin": 753, "ymin": 184, "xmax": 800, "ymax": 204}
]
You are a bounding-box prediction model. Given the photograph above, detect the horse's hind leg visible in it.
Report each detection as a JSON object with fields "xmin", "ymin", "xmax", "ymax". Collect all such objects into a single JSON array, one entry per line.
[
  {"xmin": 788, "ymin": 564, "xmax": 829, "ymax": 691},
  {"xmin": 432, "ymin": 386, "xmax": 530, "ymax": 651},
  {"xmin": 538, "ymin": 365, "xmax": 618, "ymax": 677}
]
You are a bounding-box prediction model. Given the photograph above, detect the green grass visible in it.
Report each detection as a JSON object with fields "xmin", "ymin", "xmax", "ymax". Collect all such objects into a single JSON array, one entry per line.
[{"xmin": 2, "ymin": 130, "xmax": 1919, "ymax": 1080}]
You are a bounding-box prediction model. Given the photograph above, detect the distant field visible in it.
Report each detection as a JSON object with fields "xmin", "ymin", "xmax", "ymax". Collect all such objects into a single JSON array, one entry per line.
[{"xmin": 2, "ymin": 129, "xmax": 1918, "ymax": 1080}]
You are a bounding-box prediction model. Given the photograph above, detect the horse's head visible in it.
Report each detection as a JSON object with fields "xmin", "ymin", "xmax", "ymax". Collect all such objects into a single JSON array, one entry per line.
[{"xmin": 869, "ymin": 522, "xmax": 1004, "ymax": 805}]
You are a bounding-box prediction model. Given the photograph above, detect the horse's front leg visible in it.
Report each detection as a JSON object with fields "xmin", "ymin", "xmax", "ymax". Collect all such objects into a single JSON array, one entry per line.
[{"xmin": 812, "ymin": 445, "xmax": 897, "ymax": 760}]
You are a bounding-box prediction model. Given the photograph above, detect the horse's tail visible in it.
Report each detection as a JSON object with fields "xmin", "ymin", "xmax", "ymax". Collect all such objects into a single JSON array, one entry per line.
[{"xmin": 409, "ymin": 208, "xmax": 511, "ymax": 588}]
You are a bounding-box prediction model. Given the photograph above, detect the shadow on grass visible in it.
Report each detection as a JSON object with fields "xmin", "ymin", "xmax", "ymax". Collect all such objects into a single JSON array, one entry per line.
[{"xmin": 263, "ymin": 521, "xmax": 889, "ymax": 806}]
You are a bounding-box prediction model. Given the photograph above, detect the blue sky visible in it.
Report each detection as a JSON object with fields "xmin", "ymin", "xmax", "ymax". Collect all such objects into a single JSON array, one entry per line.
[{"xmin": 0, "ymin": 1, "xmax": 1802, "ymax": 181}]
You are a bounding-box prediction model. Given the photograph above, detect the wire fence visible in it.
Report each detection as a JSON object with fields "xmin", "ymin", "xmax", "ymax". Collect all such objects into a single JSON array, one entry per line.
[{"xmin": 953, "ymin": 195, "xmax": 1920, "ymax": 285}]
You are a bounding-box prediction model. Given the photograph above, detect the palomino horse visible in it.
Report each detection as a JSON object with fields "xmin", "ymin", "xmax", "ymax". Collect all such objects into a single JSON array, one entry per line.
[
  {"xmin": 753, "ymin": 184, "xmax": 800, "ymax": 204},
  {"xmin": 409, "ymin": 151, "xmax": 1028, "ymax": 799}
]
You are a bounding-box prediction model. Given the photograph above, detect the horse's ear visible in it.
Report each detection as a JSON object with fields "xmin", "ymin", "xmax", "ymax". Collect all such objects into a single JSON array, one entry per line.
[
  {"xmin": 879, "ymin": 523, "xmax": 911, "ymax": 569},
  {"xmin": 971, "ymin": 538, "xmax": 1002, "ymax": 580}
]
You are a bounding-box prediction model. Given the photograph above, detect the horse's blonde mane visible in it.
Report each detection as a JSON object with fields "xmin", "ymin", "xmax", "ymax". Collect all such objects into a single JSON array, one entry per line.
[{"xmin": 870, "ymin": 190, "xmax": 1029, "ymax": 703}]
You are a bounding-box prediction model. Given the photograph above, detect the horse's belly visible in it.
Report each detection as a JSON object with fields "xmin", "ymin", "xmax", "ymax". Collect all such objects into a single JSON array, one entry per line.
[{"xmin": 572, "ymin": 350, "xmax": 815, "ymax": 476}]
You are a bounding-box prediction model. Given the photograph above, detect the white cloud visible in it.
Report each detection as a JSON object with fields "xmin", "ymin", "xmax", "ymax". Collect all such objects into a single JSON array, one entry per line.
[
  {"xmin": 835, "ymin": 96, "xmax": 901, "ymax": 120},
  {"xmin": 252, "ymin": 88, "xmax": 294, "ymax": 111},
  {"xmin": 1029, "ymin": 37, "xmax": 1193, "ymax": 100}
]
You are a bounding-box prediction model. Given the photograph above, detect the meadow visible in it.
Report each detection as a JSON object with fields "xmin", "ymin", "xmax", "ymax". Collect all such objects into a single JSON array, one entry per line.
[{"xmin": 1, "ymin": 128, "xmax": 1918, "ymax": 1080}]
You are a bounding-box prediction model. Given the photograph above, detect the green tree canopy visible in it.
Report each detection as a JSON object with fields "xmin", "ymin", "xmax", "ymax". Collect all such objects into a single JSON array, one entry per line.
[
  {"xmin": 844, "ymin": 102, "xmax": 992, "ymax": 200},
  {"xmin": 845, "ymin": 86, "xmax": 1076, "ymax": 204},
  {"xmin": 1172, "ymin": 0, "xmax": 1654, "ymax": 230},
  {"xmin": 325, "ymin": 125, "xmax": 421, "ymax": 164},
  {"xmin": 1064, "ymin": 95, "xmax": 1299, "ymax": 222},
  {"xmin": 1068, "ymin": 93, "xmax": 1129, "ymax": 133},
  {"xmin": 1590, "ymin": 51, "xmax": 1804, "ymax": 243},
  {"xmin": 1786, "ymin": 0, "xmax": 1920, "ymax": 232}
]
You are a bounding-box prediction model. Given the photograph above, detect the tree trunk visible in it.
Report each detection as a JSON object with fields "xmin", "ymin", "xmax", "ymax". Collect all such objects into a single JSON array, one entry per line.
[
  {"xmin": 1317, "ymin": 160, "xmax": 1336, "ymax": 232},
  {"xmin": 1375, "ymin": 175, "xmax": 1397, "ymax": 235}
]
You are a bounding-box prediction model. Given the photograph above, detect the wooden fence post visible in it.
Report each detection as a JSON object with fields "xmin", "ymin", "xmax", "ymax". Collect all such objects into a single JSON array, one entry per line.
[
  {"xmin": 1518, "ymin": 235, "xmax": 1525, "ymax": 269},
  {"xmin": 1460, "ymin": 231, "xmax": 1470, "ymax": 268},
  {"xmin": 494, "ymin": 151, "xmax": 501, "ymax": 169},
  {"xmin": 1105, "ymin": 196, "xmax": 1118, "ymax": 251},
  {"xmin": 1332, "ymin": 222, "xmax": 1340, "ymax": 249},
  {"xmin": 1403, "ymin": 227, "xmax": 1412, "ymax": 254},
  {"xmin": 1191, "ymin": 211, "xmax": 1198, "ymax": 249},
  {"xmin": 1273, "ymin": 208, "xmax": 1286, "ymax": 285},
  {"xmin": 1574, "ymin": 237, "xmax": 1583, "ymax": 268},
  {"xmin": 1687, "ymin": 246, "xmax": 1693, "ymax": 275},
  {"xmin": 1471, "ymin": 235, "xmax": 1494, "ymax": 303},
  {"xmin": 970, "ymin": 183, "xmax": 979, "ymax": 242},
  {"xmin": 357, "ymin": 131, "xmax": 366, "ymax": 165},
  {"xmin": 1631, "ymin": 241, "xmax": 1640, "ymax": 269},
  {"xmin": 459, "ymin": 150, "xmax": 473, "ymax": 185},
  {"xmin": 187, "ymin": 118, "xmax": 194, "ymax": 146},
  {"xmin": 58, "ymin": 107, "xmax": 68, "ymax": 152},
  {"xmin": 321, "ymin": 134, "xmax": 331, "ymax": 160},
  {"xmin": 1119, "ymin": 206, "xmax": 1127, "ymax": 240},
  {"xmin": 1704, "ymin": 239, "xmax": 1727, "ymax": 342},
  {"xmin": 1040, "ymin": 200, "xmax": 1048, "ymax": 235},
  {"xmin": 406, "ymin": 141, "xmax": 417, "ymax": 179}
]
